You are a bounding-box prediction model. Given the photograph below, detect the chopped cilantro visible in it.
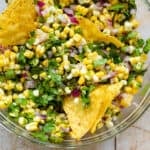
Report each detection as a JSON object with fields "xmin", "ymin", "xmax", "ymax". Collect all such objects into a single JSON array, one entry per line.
[
  {"xmin": 143, "ymin": 38, "xmax": 150, "ymax": 53},
  {"xmin": 43, "ymin": 121, "xmax": 55, "ymax": 133},
  {"xmin": 5, "ymin": 69, "xmax": 16, "ymax": 80},
  {"xmin": 32, "ymin": 131, "xmax": 49, "ymax": 142},
  {"xmin": 93, "ymin": 58, "xmax": 107, "ymax": 67},
  {"xmin": 109, "ymin": 3, "xmax": 126, "ymax": 12}
]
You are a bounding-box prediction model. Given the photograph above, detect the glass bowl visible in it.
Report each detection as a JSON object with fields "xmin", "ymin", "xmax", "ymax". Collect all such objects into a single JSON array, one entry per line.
[{"xmin": 0, "ymin": 0, "xmax": 150, "ymax": 149}]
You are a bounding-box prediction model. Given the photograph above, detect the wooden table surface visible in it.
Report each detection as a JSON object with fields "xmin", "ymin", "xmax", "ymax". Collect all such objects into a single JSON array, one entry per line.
[{"xmin": 0, "ymin": 0, "xmax": 150, "ymax": 150}]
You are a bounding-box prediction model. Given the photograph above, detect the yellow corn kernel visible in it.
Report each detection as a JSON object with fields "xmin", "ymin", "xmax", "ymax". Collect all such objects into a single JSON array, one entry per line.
[
  {"xmin": 78, "ymin": 76, "xmax": 85, "ymax": 85},
  {"xmin": 55, "ymin": 30, "xmax": 60, "ymax": 38},
  {"xmin": 131, "ymin": 19, "xmax": 139, "ymax": 28},
  {"xmin": 40, "ymin": 72, "xmax": 47, "ymax": 79},
  {"xmin": 87, "ymin": 64, "xmax": 93, "ymax": 70},
  {"xmin": 0, "ymin": 101, "xmax": 8, "ymax": 109},
  {"xmin": 58, "ymin": 67, "xmax": 64, "ymax": 75},
  {"xmin": 24, "ymin": 50, "xmax": 34, "ymax": 59},
  {"xmin": 141, "ymin": 53, "xmax": 147, "ymax": 61},
  {"xmin": 25, "ymin": 122, "xmax": 38, "ymax": 131},
  {"xmin": 52, "ymin": 23, "xmax": 59, "ymax": 29},
  {"xmin": 10, "ymin": 52, "xmax": 17, "ymax": 61},
  {"xmin": 131, "ymin": 88, "xmax": 138, "ymax": 94},
  {"xmin": 69, "ymin": 29, "xmax": 74, "ymax": 37},
  {"xmin": 72, "ymin": 69, "xmax": 80, "ymax": 77},
  {"xmin": 4, "ymin": 50, "xmax": 11, "ymax": 57},
  {"xmin": 52, "ymin": 47, "xmax": 57, "ymax": 53},
  {"xmin": 18, "ymin": 117, "xmax": 27, "ymax": 126},
  {"xmin": 16, "ymin": 83, "xmax": 23, "ymax": 91},
  {"xmin": 130, "ymin": 57, "xmax": 140, "ymax": 65},
  {"xmin": 118, "ymin": 26, "xmax": 124, "ymax": 34},
  {"xmin": 112, "ymin": 77, "xmax": 119, "ymax": 83},
  {"xmin": 12, "ymin": 46, "xmax": 18, "ymax": 52},
  {"xmin": 56, "ymin": 57, "xmax": 62, "ymax": 63},
  {"xmin": 41, "ymin": 25, "xmax": 51, "ymax": 33},
  {"xmin": 118, "ymin": 73, "xmax": 124, "ymax": 79},
  {"xmin": 76, "ymin": 5, "xmax": 88, "ymax": 16},
  {"xmin": 60, "ymin": 32, "xmax": 67, "ymax": 39},
  {"xmin": 36, "ymin": 45, "xmax": 45, "ymax": 58},
  {"xmin": 83, "ymin": 58, "xmax": 92, "ymax": 65},
  {"xmin": 3, "ymin": 58, "xmax": 10, "ymax": 67},
  {"xmin": 91, "ymin": 16, "xmax": 97, "ymax": 22},
  {"xmin": 33, "ymin": 116, "xmax": 41, "ymax": 123},
  {"xmin": 87, "ymin": 52, "xmax": 99, "ymax": 60},
  {"xmin": 96, "ymin": 71, "xmax": 105, "ymax": 78},
  {"xmin": 0, "ymin": 95, "xmax": 12, "ymax": 109},
  {"xmin": 136, "ymin": 75, "xmax": 143, "ymax": 83},
  {"xmin": 124, "ymin": 86, "xmax": 132, "ymax": 93},
  {"xmin": 23, "ymin": 90, "xmax": 30, "ymax": 98},
  {"xmin": 110, "ymin": 63, "xmax": 115, "ymax": 69},
  {"xmin": 4, "ymin": 81, "xmax": 15, "ymax": 91},
  {"xmin": 73, "ymin": 34, "xmax": 82, "ymax": 42},
  {"xmin": 65, "ymin": 40, "xmax": 73, "ymax": 48},
  {"xmin": 63, "ymin": 27, "xmax": 70, "ymax": 33},
  {"xmin": 42, "ymin": 59, "xmax": 49, "ymax": 67},
  {"xmin": 120, "ymin": 95, "xmax": 133, "ymax": 108},
  {"xmin": 13, "ymin": 94, "xmax": 18, "ymax": 100}
]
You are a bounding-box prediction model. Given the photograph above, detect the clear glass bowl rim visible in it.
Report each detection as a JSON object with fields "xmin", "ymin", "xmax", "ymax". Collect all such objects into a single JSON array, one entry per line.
[{"xmin": 0, "ymin": 0, "xmax": 150, "ymax": 149}]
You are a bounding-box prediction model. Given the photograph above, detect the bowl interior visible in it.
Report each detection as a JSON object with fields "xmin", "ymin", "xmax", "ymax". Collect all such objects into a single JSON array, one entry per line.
[{"xmin": 0, "ymin": 0, "xmax": 150, "ymax": 148}]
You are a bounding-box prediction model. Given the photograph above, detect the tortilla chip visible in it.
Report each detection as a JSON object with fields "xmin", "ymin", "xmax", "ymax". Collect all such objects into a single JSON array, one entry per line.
[
  {"xmin": 78, "ymin": 17, "xmax": 123, "ymax": 48},
  {"xmin": 63, "ymin": 95, "xmax": 101, "ymax": 140},
  {"xmin": 63, "ymin": 82, "xmax": 123, "ymax": 139},
  {"xmin": 0, "ymin": 0, "xmax": 37, "ymax": 46},
  {"xmin": 90, "ymin": 82, "xmax": 123, "ymax": 133}
]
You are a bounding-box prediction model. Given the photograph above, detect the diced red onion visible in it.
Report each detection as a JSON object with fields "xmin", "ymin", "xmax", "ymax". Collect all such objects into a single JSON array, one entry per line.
[
  {"xmin": 71, "ymin": 89, "xmax": 81, "ymax": 97},
  {"xmin": 60, "ymin": 127, "xmax": 70, "ymax": 133},
  {"xmin": 21, "ymin": 72, "xmax": 28, "ymax": 78},
  {"xmin": 25, "ymin": 80, "xmax": 36, "ymax": 89},
  {"xmin": 107, "ymin": 19, "xmax": 113, "ymax": 27},
  {"xmin": 25, "ymin": 65, "xmax": 30, "ymax": 71},
  {"xmin": 63, "ymin": 8, "xmax": 74, "ymax": 17},
  {"xmin": 70, "ymin": 5, "xmax": 77, "ymax": 11},
  {"xmin": 102, "ymin": 72, "xmax": 116, "ymax": 80},
  {"xmin": 47, "ymin": 51, "xmax": 53, "ymax": 58},
  {"xmin": 35, "ymin": 5, "xmax": 42, "ymax": 16},
  {"xmin": 40, "ymin": 114, "xmax": 47, "ymax": 120},
  {"xmin": 37, "ymin": 1, "xmax": 45, "ymax": 8},
  {"xmin": 116, "ymin": 93, "xmax": 124, "ymax": 100},
  {"xmin": 99, "ymin": 0, "xmax": 105, "ymax": 6},
  {"xmin": 69, "ymin": 16, "xmax": 79, "ymax": 25}
]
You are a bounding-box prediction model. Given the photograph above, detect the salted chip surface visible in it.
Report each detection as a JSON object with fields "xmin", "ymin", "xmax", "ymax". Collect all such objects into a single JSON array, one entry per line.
[
  {"xmin": 90, "ymin": 82, "xmax": 124, "ymax": 133},
  {"xmin": 0, "ymin": 0, "xmax": 37, "ymax": 46},
  {"xmin": 63, "ymin": 82, "xmax": 123, "ymax": 139},
  {"xmin": 78, "ymin": 17, "xmax": 123, "ymax": 48}
]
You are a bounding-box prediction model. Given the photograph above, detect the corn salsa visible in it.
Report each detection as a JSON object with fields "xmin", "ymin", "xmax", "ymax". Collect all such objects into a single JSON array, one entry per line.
[{"xmin": 0, "ymin": 0, "xmax": 150, "ymax": 143}]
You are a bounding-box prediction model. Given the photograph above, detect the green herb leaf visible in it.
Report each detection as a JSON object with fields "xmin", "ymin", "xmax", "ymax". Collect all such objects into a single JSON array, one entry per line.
[
  {"xmin": 43, "ymin": 121, "xmax": 55, "ymax": 133},
  {"xmin": 109, "ymin": 49, "xmax": 122, "ymax": 64},
  {"xmin": 5, "ymin": 69, "xmax": 16, "ymax": 79},
  {"xmin": 93, "ymin": 58, "xmax": 107, "ymax": 67},
  {"xmin": 109, "ymin": 3, "xmax": 126, "ymax": 12},
  {"xmin": 32, "ymin": 131, "xmax": 49, "ymax": 142},
  {"xmin": 143, "ymin": 38, "xmax": 150, "ymax": 53}
]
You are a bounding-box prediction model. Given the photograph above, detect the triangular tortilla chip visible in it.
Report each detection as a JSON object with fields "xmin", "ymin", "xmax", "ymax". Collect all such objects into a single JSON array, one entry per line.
[
  {"xmin": 0, "ymin": 0, "xmax": 37, "ymax": 46},
  {"xmin": 63, "ymin": 82, "xmax": 123, "ymax": 139},
  {"xmin": 90, "ymin": 82, "xmax": 123, "ymax": 133},
  {"xmin": 78, "ymin": 17, "xmax": 123, "ymax": 48}
]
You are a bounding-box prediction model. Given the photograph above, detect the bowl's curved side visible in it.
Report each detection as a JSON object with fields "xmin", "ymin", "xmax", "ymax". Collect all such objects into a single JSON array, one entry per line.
[{"xmin": 0, "ymin": 0, "xmax": 150, "ymax": 149}]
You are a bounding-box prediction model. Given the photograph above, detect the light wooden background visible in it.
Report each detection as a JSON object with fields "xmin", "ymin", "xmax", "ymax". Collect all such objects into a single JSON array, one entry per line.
[{"xmin": 0, "ymin": 0, "xmax": 150, "ymax": 150}]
